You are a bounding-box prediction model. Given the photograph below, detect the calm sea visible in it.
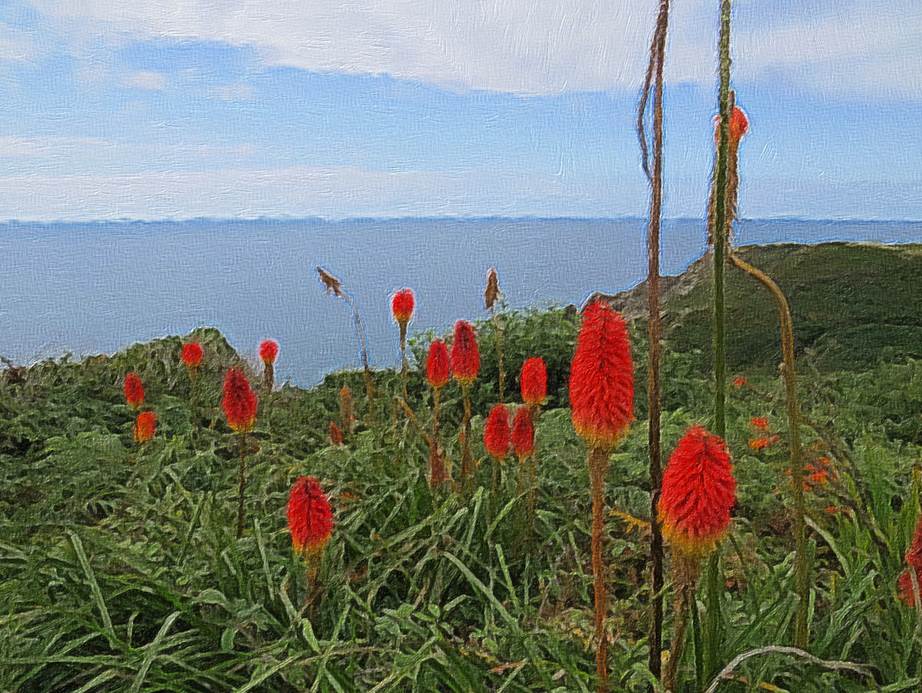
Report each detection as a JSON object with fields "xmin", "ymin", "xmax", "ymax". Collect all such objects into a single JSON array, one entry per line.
[{"xmin": 2, "ymin": 217, "xmax": 920, "ymax": 385}]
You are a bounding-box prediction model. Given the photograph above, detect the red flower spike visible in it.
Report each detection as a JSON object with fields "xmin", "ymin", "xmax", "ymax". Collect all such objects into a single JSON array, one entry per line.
[
  {"xmin": 133, "ymin": 411, "xmax": 157, "ymax": 444},
  {"xmin": 222, "ymin": 368, "xmax": 258, "ymax": 433},
  {"xmin": 259, "ymin": 339, "xmax": 279, "ymax": 366},
  {"xmin": 659, "ymin": 426, "xmax": 736, "ymax": 557},
  {"xmin": 391, "ymin": 288, "xmax": 415, "ymax": 325},
  {"xmin": 520, "ymin": 357, "xmax": 547, "ymax": 406},
  {"xmin": 484, "ymin": 404, "xmax": 511, "ymax": 460},
  {"xmin": 450, "ymin": 320, "xmax": 480, "ymax": 384},
  {"xmin": 511, "ymin": 406, "xmax": 535, "ymax": 461},
  {"xmin": 181, "ymin": 342, "xmax": 204, "ymax": 368},
  {"xmin": 426, "ymin": 339, "xmax": 450, "ymax": 389},
  {"xmin": 123, "ymin": 372, "xmax": 145, "ymax": 409},
  {"xmin": 750, "ymin": 416, "xmax": 769, "ymax": 430},
  {"xmin": 569, "ymin": 301, "xmax": 634, "ymax": 449},
  {"xmin": 329, "ymin": 421, "xmax": 344, "ymax": 446},
  {"xmin": 287, "ymin": 476, "xmax": 334, "ymax": 557},
  {"xmin": 899, "ymin": 517, "xmax": 922, "ymax": 606}
]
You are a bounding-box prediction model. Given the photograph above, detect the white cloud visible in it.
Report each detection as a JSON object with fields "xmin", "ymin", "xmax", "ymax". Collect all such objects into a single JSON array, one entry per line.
[
  {"xmin": 122, "ymin": 70, "xmax": 167, "ymax": 90},
  {"xmin": 27, "ymin": 0, "xmax": 922, "ymax": 96}
]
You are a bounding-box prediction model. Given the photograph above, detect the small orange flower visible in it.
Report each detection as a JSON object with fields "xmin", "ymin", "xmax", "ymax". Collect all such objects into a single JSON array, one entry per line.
[
  {"xmin": 750, "ymin": 416, "xmax": 769, "ymax": 430},
  {"xmin": 749, "ymin": 437, "xmax": 770, "ymax": 451},
  {"xmin": 329, "ymin": 421, "xmax": 344, "ymax": 446},
  {"xmin": 732, "ymin": 376, "xmax": 747, "ymax": 389},
  {"xmin": 133, "ymin": 411, "xmax": 157, "ymax": 444},
  {"xmin": 450, "ymin": 320, "xmax": 480, "ymax": 385}
]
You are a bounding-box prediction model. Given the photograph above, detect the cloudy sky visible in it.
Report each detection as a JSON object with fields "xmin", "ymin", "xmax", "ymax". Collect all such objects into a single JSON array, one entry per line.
[{"xmin": 1, "ymin": 0, "xmax": 920, "ymax": 221}]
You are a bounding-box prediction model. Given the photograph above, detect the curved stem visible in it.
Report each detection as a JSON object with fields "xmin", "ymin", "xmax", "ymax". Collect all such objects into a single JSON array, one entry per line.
[{"xmin": 729, "ymin": 251, "xmax": 810, "ymax": 648}]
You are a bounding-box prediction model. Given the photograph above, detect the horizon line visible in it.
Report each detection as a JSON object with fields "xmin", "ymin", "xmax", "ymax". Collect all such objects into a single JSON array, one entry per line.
[{"xmin": 2, "ymin": 214, "xmax": 922, "ymax": 227}]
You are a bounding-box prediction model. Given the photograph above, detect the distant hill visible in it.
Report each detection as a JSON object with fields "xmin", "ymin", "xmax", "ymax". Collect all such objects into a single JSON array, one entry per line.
[{"xmin": 608, "ymin": 242, "xmax": 922, "ymax": 371}]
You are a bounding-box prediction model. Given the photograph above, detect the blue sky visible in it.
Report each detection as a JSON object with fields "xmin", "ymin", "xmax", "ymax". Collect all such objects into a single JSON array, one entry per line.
[{"xmin": 0, "ymin": 0, "xmax": 920, "ymax": 221}]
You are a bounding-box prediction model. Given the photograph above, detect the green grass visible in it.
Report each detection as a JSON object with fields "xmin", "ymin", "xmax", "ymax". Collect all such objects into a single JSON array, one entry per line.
[{"xmin": 2, "ymin": 243, "xmax": 922, "ymax": 691}]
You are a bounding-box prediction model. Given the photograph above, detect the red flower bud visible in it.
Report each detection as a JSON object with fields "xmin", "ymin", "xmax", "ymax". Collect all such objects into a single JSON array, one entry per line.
[
  {"xmin": 391, "ymin": 288, "xmax": 415, "ymax": 325},
  {"xmin": 329, "ymin": 421, "xmax": 344, "ymax": 446},
  {"xmin": 222, "ymin": 368, "xmax": 258, "ymax": 433},
  {"xmin": 659, "ymin": 426, "xmax": 736, "ymax": 557},
  {"xmin": 287, "ymin": 476, "xmax": 334, "ymax": 557},
  {"xmin": 520, "ymin": 357, "xmax": 547, "ymax": 406},
  {"xmin": 484, "ymin": 404, "xmax": 511, "ymax": 460},
  {"xmin": 511, "ymin": 406, "xmax": 535, "ymax": 460},
  {"xmin": 259, "ymin": 339, "xmax": 279, "ymax": 366},
  {"xmin": 450, "ymin": 320, "xmax": 480, "ymax": 384},
  {"xmin": 569, "ymin": 302, "xmax": 634, "ymax": 449},
  {"xmin": 123, "ymin": 372, "xmax": 145, "ymax": 410},
  {"xmin": 426, "ymin": 339, "xmax": 450, "ymax": 389},
  {"xmin": 181, "ymin": 342, "xmax": 204, "ymax": 368}
]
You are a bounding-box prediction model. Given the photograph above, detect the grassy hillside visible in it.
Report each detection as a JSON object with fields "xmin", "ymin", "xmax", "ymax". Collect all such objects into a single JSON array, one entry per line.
[
  {"xmin": 613, "ymin": 242, "xmax": 922, "ymax": 371},
  {"xmin": 2, "ymin": 242, "xmax": 922, "ymax": 691}
]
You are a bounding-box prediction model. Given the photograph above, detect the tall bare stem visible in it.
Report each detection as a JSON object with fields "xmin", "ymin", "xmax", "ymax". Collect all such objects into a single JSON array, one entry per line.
[
  {"xmin": 637, "ymin": 0, "xmax": 671, "ymax": 681},
  {"xmin": 588, "ymin": 446, "xmax": 610, "ymax": 691}
]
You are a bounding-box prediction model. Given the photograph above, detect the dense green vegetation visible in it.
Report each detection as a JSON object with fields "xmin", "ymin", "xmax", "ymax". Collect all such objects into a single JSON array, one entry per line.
[{"xmin": 2, "ymin": 242, "xmax": 922, "ymax": 691}]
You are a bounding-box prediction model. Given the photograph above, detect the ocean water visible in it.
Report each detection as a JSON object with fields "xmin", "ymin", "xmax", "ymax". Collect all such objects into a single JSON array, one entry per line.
[{"xmin": 2, "ymin": 217, "xmax": 920, "ymax": 386}]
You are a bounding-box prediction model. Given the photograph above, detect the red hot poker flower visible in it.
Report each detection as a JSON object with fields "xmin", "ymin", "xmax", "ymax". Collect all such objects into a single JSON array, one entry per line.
[
  {"xmin": 520, "ymin": 357, "xmax": 547, "ymax": 406},
  {"xmin": 659, "ymin": 426, "xmax": 736, "ymax": 557},
  {"xmin": 899, "ymin": 516, "xmax": 922, "ymax": 606},
  {"xmin": 181, "ymin": 342, "xmax": 204, "ymax": 368},
  {"xmin": 133, "ymin": 411, "xmax": 157, "ymax": 444},
  {"xmin": 259, "ymin": 339, "xmax": 279, "ymax": 365},
  {"xmin": 426, "ymin": 339, "xmax": 450, "ymax": 389},
  {"xmin": 511, "ymin": 406, "xmax": 535, "ymax": 461},
  {"xmin": 450, "ymin": 320, "xmax": 480, "ymax": 384},
  {"xmin": 222, "ymin": 368, "xmax": 258, "ymax": 433},
  {"xmin": 714, "ymin": 106, "xmax": 749, "ymax": 143},
  {"xmin": 329, "ymin": 421, "xmax": 344, "ymax": 446},
  {"xmin": 123, "ymin": 372, "xmax": 145, "ymax": 410},
  {"xmin": 569, "ymin": 301, "xmax": 634, "ymax": 449},
  {"xmin": 287, "ymin": 476, "xmax": 334, "ymax": 557},
  {"xmin": 484, "ymin": 404, "xmax": 511, "ymax": 460},
  {"xmin": 391, "ymin": 288, "xmax": 415, "ymax": 325}
]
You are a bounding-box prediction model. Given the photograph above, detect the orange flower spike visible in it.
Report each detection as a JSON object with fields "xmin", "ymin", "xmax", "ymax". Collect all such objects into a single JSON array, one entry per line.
[
  {"xmin": 181, "ymin": 342, "xmax": 204, "ymax": 369},
  {"xmin": 659, "ymin": 426, "xmax": 737, "ymax": 557},
  {"xmin": 287, "ymin": 476, "xmax": 334, "ymax": 558},
  {"xmin": 520, "ymin": 357, "xmax": 547, "ymax": 407},
  {"xmin": 133, "ymin": 411, "xmax": 157, "ymax": 444},
  {"xmin": 450, "ymin": 320, "xmax": 480, "ymax": 384},
  {"xmin": 569, "ymin": 301, "xmax": 634, "ymax": 449},
  {"xmin": 483, "ymin": 404, "xmax": 511, "ymax": 461},
  {"xmin": 329, "ymin": 421, "xmax": 344, "ymax": 446},
  {"xmin": 511, "ymin": 406, "xmax": 535, "ymax": 461},
  {"xmin": 750, "ymin": 416, "xmax": 769, "ymax": 430},
  {"xmin": 425, "ymin": 339, "xmax": 450, "ymax": 389},
  {"xmin": 222, "ymin": 368, "xmax": 258, "ymax": 433},
  {"xmin": 123, "ymin": 372, "xmax": 145, "ymax": 410}
]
